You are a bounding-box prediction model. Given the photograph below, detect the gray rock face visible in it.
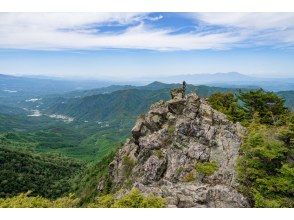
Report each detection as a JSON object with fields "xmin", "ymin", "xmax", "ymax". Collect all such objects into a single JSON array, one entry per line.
[{"xmin": 107, "ymin": 89, "xmax": 249, "ymax": 208}]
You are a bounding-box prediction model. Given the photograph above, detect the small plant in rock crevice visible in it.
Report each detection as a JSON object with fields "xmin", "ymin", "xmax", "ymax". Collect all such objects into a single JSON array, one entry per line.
[
  {"xmin": 195, "ymin": 161, "xmax": 218, "ymax": 176},
  {"xmin": 154, "ymin": 149, "xmax": 164, "ymax": 159},
  {"xmin": 122, "ymin": 156, "xmax": 135, "ymax": 178},
  {"xmin": 183, "ymin": 171, "xmax": 196, "ymax": 182}
]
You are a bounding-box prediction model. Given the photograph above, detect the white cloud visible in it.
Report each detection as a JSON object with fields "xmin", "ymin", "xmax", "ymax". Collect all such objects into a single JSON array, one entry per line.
[
  {"xmin": 194, "ymin": 13, "xmax": 294, "ymax": 30},
  {"xmin": 0, "ymin": 23, "xmax": 243, "ymax": 51},
  {"xmin": 0, "ymin": 13, "xmax": 244, "ymax": 51},
  {"xmin": 0, "ymin": 13, "xmax": 145, "ymax": 30},
  {"xmin": 146, "ymin": 14, "xmax": 163, "ymax": 21},
  {"xmin": 192, "ymin": 13, "xmax": 294, "ymax": 47},
  {"xmin": 0, "ymin": 13, "xmax": 293, "ymax": 51}
]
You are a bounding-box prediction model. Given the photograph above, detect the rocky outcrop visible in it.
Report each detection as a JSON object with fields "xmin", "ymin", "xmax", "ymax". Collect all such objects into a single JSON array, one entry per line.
[{"xmin": 106, "ymin": 88, "xmax": 249, "ymax": 208}]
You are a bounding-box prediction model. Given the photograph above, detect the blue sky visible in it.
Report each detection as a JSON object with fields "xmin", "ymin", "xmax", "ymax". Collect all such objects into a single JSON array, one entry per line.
[{"xmin": 0, "ymin": 12, "xmax": 293, "ymax": 80}]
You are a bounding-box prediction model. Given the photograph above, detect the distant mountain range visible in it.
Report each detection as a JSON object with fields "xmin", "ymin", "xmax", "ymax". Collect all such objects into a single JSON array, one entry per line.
[
  {"xmin": 162, "ymin": 72, "xmax": 255, "ymax": 83},
  {"xmin": 0, "ymin": 73, "xmax": 114, "ymax": 91},
  {"xmin": 21, "ymin": 82, "xmax": 239, "ymax": 122},
  {"xmin": 0, "ymin": 73, "xmax": 114, "ymax": 94},
  {"xmin": 21, "ymin": 81, "xmax": 292, "ymax": 122},
  {"xmin": 0, "ymin": 73, "xmax": 116, "ymax": 106},
  {"xmin": 2, "ymin": 72, "xmax": 294, "ymax": 96},
  {"xmin": 1, "ymin": 73, "xmax": 294, "ymax": 120},
  {"xmin": 158, "ymin": 72, "xmax": 294, "ymax": 91}
]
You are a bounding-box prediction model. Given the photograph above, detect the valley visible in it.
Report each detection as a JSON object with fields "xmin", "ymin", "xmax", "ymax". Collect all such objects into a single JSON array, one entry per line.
[{"xmin": 1, "ymin": 73, "xmax": 294, "ymax": 161}]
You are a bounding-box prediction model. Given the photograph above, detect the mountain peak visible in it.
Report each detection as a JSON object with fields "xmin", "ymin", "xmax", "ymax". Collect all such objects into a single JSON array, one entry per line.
[
  {"xmin": 147, "ymin": 81, "xmax": 166, "ymax": 86},
  {"xmin": 144, "ymin": 81, "xmax": 180, "ymax": 90},
  {"xmin": 150, "ymin": 81, "xmax": 164, "ymax": 84},
  {"xmin": 100, "ymin": 88, "xmax": 249, "ymax": 208}
]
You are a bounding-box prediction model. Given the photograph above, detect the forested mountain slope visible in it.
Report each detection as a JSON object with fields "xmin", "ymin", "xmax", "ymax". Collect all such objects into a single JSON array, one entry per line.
[
  {"xmin": 28, "ymin": 84, "xmax": 237, "ymax": 122},
  {"xmin": 277, "ymin": 91, "xmax": 294, "ymax": 110},
  {"xmin": 0, "ymin": 146, "xmax": 83, "ymax": 199}
]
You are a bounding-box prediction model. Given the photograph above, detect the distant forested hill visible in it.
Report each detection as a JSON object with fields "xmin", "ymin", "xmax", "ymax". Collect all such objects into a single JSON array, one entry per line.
[
  {"xmin": 29, "ymin": 83, "xmax": 237, "ymax": 122},
  {"xmin": 277, "ymin": 91, "xmax": 294, "ymax": 110},
  {"xmin": 50, "ymin": 81, "xmax": 235, "ymax": 99},
  {"xmin": 0, "ymin": 104, "xmax": 26, "ymax": 116}
]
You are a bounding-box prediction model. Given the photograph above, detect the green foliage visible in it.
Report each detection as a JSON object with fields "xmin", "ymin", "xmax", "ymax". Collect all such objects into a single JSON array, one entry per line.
[
  {"xmin": 139, "ymin": 194, "xmax": 166, "ymax": 208},
  {"xmin": 122, "ymin": 156, "xmax": 135, "ymax": 178},
  {"xmin": 278, "ymin": 113, "xmax": 294, "ymax": 147},
  {"xmin": 208, "ymin": 90, "xmax": 289, "ymax": 125},
  {"xmin": 124, "ymin": 178, "xmax": 133, "ymax": 189},
  {"xmin": 195, "ymin": 161, "xmax": 218, "ymax": 176},
  {"xmin": 154, "ymin": 149, "xmax": 164, "ymax": 159},
  {"xmin": 208, "ymin": 92, "xmax": 246, "ymax": 123},
  {"xmin": 0, "ymin": 192, "xmax": 79, "ymax": 208},
  {"xmin": 237, "ymin": 123, "xmax": 294, "ymax": 208},
  {"xmin": 72, "ymin": 151, "xmax": 116, "ymax": 205},
  {"xmin": 167, "ymin": 125, "xmax": 175, "ymax": 135},
  {"xmin": 89, "ymin": 188, "xmax": 165, "ymax": 208},
  {"xmin": 0, "ymin": 146, "xmax": 83, "ymax": 199},
  {"xmin": 239, "ymin": 89, "xmax": 288, "ymax": 125},
  {"xmin": 87, "ymin": 194, "xmax": 115, "ymax": 208}
]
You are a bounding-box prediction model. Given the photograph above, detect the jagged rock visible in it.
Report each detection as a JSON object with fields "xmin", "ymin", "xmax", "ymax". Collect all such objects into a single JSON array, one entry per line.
[
  {"xmin": 106, "ymin": 88, "xmax": 249, "ymax": 208},
  {"xmin": 170, "ymin": 88, "xmax": 184, "ymax": 99},
  {"xmin": 132, "ymin": 117, "xmax": 145, "ymax": 144},
  {"xmin": 143, "ymin": 155, "xmax": 167, "ymax": 183},
  {"xmin": 187, "ymin": 141, "xmax": 210, "ymax": 161}
]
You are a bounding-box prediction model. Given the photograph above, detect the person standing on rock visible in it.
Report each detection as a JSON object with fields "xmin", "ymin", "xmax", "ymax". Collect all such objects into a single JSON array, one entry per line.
[{"xmin": 182, "ymin": 81, "xmax": 186, "ymax": 98}]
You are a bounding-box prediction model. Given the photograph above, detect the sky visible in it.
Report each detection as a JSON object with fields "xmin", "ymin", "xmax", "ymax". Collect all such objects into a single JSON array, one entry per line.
[{"xmin": 0, "ymin": 12, "xmax": 294, "ymax": 80}]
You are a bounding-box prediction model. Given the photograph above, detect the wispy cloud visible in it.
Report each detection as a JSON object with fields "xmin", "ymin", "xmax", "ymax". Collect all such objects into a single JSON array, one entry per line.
[
  {"xmin": 192, "ymin": 13, "xmax": 294, "ymax": 47},
  {"xmin": 0, "ymin": 13, "xmax": 293, "ymax": 51},
  {"xmin": 193, "ymin": 13, "xmax": 294, "ymax": 29}
]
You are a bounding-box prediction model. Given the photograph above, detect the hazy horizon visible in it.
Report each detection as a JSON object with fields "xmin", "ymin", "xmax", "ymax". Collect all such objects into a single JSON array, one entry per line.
[{"xmin": 2, "ymin": 71, "xmax": 294, "ymax": 82}]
